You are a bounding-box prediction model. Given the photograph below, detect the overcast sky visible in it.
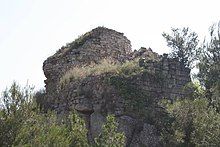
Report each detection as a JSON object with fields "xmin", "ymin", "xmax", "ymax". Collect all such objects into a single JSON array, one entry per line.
[{"xmin": 0, "ymin": 0, "xmax": 219, "ymax": 92}]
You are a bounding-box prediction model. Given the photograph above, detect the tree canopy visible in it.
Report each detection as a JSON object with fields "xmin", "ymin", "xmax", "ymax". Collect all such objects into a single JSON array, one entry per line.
[{"xmin": 162, "ymin": 27, "xmax": 199, "ymax": 68}]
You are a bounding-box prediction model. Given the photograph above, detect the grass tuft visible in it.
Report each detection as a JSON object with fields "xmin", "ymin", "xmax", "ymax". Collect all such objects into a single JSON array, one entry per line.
[{"xmin": 59, "ymin": 58, "xmax": 143, "ymax": 87}]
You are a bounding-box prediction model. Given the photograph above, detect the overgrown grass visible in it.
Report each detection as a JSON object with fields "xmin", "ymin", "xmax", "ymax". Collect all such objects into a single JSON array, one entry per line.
[{"xmin": 60, "ymin": 59, "xmax": 143, "ymax": 87}]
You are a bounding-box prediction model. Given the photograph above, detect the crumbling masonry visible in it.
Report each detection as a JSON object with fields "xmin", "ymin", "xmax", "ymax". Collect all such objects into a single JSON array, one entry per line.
[{"xmin": 43, "ymin": 27, "xmax": 191, "ymax": 146}]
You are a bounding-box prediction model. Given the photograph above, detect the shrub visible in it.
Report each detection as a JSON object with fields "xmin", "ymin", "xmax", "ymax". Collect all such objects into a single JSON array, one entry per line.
[
  {"xmin": 1, "ymin": 82, "xmax": 127, "ymax": 147},
  {"xmin": 197, "ymin": 21, "xmax": 220, "ymax": 112},
  {"xmin": 0, "ymin": 82, "xmax": 34, "ymax": 147},
  {"xmin": 94, "ymin": 115, "xmax": 125, "ymax": 147},
  {"xmin": 162, "ymin": 98, "xmax": 220, "ymax": 146},
  {"xmin": 13, "ymin": 111, "xmax": 71, "ymax": 147},
  {"xmin": 13, "ymin": 111, "xmax": 89, "ymax": 147},
  {"xmin": 192, "ymin": 99, "xmax": 220, "ymax": 146},
  {"xmin": 68, "ymin": 113, "xmax": 89, "ymax": 147}
]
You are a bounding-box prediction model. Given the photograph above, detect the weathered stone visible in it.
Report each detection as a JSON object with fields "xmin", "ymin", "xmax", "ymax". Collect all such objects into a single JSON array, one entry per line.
[
  {"xmin": 75, "ymin": 103, "xmax": 94, "ymax": 114},
  {"xmin": 130, "ymin": 123, "xmax": 161, "ymax": 147},
  {"xmin": 139, "ymin": 123, "xmax": 161, "ymax": 146},
  {"xmin": 42, "ymin": 27, "xmax": 191, "ymax": 146},
  {"xmin": 117, "ymin": 115, "xmax": 137, "ymax": 146},
  {"xmin": 90, "ymin": 112, "xmax": 105, "ymax": 139}
]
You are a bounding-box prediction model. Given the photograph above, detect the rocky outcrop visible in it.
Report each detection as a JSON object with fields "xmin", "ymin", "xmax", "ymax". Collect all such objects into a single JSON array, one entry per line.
[{"xmin": 42, "ymin": 27, "xmax": 191, "ymax": 146}]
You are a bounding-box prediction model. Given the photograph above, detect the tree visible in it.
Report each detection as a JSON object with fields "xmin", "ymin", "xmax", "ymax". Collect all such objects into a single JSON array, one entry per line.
[
  {"xmin": 0, "ymin": 82, "xmax": 34, "ymax": 146},
  {"xmin": 13, "ymin": 111, "xmax": 72, "ymax": 147},
  {"xmin": 197, "ymin": 21, "xmax": 220, "ymax": 111},
  {"xmin": 13, "ymin": 111, "xmax": 90, "ymax": 147},
  {"xmin": 192, "ymin": 99, "xmax": 220, "ymax": 146},
  {"xmin": 162, "ymin": 27, "xmax": 199, "ymax": 68},
  {"xmin": 163, "ymin": 99, "xmax": 194, "ymax": 146},
  {"xmin": 1, "ymin": 82, "xmax": 127, "ymax": 147},
  {"xmin": 163, "ymin": 98, "xmax": 220, "ymax": 146},
  {"xmin": 68, "ymin": 113, "xmax": 89, "ymax": 147}
]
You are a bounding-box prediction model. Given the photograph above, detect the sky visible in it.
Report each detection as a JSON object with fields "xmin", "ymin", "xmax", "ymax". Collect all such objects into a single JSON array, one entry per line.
[{"xmin": 0, "ymin": 0, "xmax": 220, "ymax": 92}]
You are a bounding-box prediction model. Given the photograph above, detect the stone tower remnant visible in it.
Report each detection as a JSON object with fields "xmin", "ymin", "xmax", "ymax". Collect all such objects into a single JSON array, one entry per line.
[{"xmin": 43, "ymin": 27, "xmax": 191, "ymax": 146}]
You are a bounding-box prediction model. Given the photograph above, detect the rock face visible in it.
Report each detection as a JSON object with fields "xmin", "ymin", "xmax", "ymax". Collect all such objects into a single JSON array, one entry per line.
[{"xmin": 43, "ymin": 27, "xmax": 191, "ymax": 146}]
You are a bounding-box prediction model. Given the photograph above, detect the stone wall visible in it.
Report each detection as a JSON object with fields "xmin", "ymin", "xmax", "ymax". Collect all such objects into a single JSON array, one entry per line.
[
  {"xmin": 43, "ymin": 27, "xmax": 132, "ymax": 106},
  {"xmin": 138, "ymin": 53, "xmax": 191, "ymax": 100},
  {"xmin": 42, "ymin": 27, "xmax": 191, "ymax": 146}
]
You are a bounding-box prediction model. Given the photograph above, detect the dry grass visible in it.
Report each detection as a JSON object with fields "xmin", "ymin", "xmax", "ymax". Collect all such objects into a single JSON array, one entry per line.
[
  {"xmin": 60, "ymin": 59, "xmax": 119, "ymax": 85},
  {"xmin": 60, "ymin": 58, "xmax": 143, "ymax": 86}
]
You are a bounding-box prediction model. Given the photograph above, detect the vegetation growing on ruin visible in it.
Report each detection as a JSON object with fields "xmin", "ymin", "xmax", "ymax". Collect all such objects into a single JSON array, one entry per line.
[
  {"xmin": 56, "ymin": 27, "xmax": 110, "ymax": 58},
  {"xmin": 55, "ymin": 29, "xmax": 94, "ymax": 57},
  {"xmin": 59, "ymin": 57, "xmax": 166, "ymax": 125},
  {"xmin": 60, "ymin": 58, "xmax": 144, "ymax": 87}
]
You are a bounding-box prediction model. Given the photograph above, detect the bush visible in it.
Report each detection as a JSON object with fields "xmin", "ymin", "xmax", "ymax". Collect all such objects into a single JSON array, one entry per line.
[
  {"xmin": 14, "ymin": 111, "xmax": 89, "ymax": 147},
  {"xmin": 162, "ymin": 98, "xmax": 220, "ymax": 146},
  {"xmin": 0, "ymin": 82, "xmax": 34, "ymax": 147},
  {"xmin": 192, "ymin": 99, "xmax": 220, "ymax": 146},
  {"xmin": 94, "ymin": 115, "xmax": 125, "ymax": 147},
  {"xmin": 1, "ymin": 82, "xmax": 127, "ymax": 147},
  {"xmin": 14, "ymin": 111, "xmax": 71, "ymax": 147}
]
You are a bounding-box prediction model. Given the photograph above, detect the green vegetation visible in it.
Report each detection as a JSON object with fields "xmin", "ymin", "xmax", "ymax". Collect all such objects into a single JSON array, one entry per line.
[
  {"xmin": 161, "ymin": 97, "xmax": 220, "ymax": 146},
  {"xmin": 0, "ymin": 82, "xmax": 125, "ymax": 147},
  {"xmin": 160, "ymin": 21, "xmax": 220, "ymax": 146},
  {"xmin": 163, "ymin": 27, "xmax": 199, "ymax": 68},
  {"xmin": 197, "ymin": 22, "xmax": 220, "ymax": 112},
  {"xmin": 94, "ymin": 115, "xmax": 125, "ymax": 147},
  {"xmin": 0, "ymin": 82, "xmax": 34, "ymax": 147},
  {"xmin": 14, "ymin": 112, "xmax": 75, "ymax": 147}
]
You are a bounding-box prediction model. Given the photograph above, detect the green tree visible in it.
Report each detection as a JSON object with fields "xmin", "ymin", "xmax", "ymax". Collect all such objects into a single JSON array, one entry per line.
[
  {"xmin": 162, "ymin": 97, "xmax": 220, "ymax": 146},
  {"xmin": 1, "ymin": 82, "xmax": 127, "ymax": 147},
  {"xmin": 192, "ymin": 99, "xmax": 220, "ymax": 146},
  {"xmin": 163, "ymin": 99, "xmax": 194, "ymax": 146},
  {"xmin": 0, "ymin": 82, "xmax": 34, "ymax": 147},
  {"xmin": 13, "ymin": 111, "xmax": 89, "ymax": 147},
  {"xmin": 13, "ymin": 111, "xmax": 71, "ymax": 147},
  {"xmin": 67, "ymin": 113, "xmax": 89, "ymax": 147},
  {"xmin": 197, "ymin": 21, "xmax": 220, "ymax": 111},
  {"xmin": 162, "ymin": 27, "xmax": 199, "ymax": 68}
]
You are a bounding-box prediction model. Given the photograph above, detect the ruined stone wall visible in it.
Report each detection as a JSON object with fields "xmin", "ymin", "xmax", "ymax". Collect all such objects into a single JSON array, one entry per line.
[
  {"xmin": 43, "ymin": 27, "xmax": 132, "ymax": 105},
  {"xmin": 52, "ymin": 54, "xmax": 190, "ymax": 146},
  {"xmin": 42, "ymin": 27, "xmax": 191, "ymax": 146},
  {"xmin": 139, "ymin": 54, "xmax": 191, "ymax": 100}
]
